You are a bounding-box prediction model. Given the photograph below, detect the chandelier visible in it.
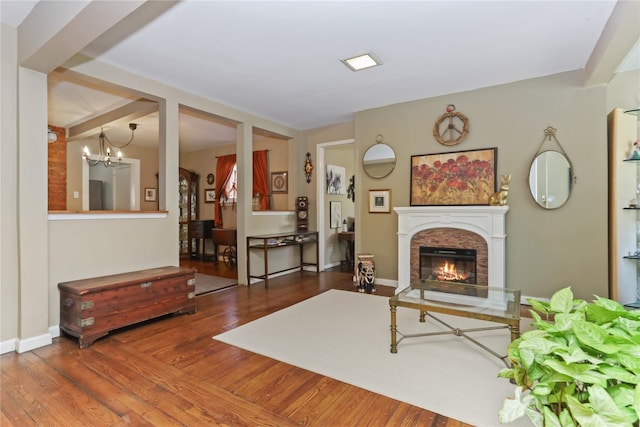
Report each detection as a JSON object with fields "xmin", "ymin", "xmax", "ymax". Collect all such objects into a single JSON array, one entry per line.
[{"xmin": 82, "ymin": 123, "xmax": 137, "ymax": 167}]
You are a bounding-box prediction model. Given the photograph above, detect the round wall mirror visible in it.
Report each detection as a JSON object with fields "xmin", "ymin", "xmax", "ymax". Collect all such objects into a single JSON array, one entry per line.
[
  {"xmin": 528, "ymin": 150, "xmax": 573, "ymax": 209},
  {"xmin": 363, "ymin": 143, "xmax": 396, "ymax": 178}
]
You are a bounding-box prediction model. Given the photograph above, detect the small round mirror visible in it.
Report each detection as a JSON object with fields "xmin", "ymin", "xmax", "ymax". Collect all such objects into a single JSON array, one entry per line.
[
  {"xmin": 528, "ymin": 150, "xmax": 573, "ymax": 209},
  {"xmin": 363, "ymin": 143, "xmax": 396, "ymax": 178}
]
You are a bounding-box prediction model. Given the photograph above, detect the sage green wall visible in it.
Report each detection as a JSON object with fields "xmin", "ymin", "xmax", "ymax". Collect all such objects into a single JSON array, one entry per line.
[{"xmin": 354, "ymin": 70, "xmax": 609, "ymax": 301}]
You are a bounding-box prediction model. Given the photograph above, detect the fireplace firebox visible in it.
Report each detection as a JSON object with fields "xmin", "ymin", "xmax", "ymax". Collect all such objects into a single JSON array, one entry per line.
[{"xmin": 419, "ymin": 247, "xmax": 477, "ymax": 284}]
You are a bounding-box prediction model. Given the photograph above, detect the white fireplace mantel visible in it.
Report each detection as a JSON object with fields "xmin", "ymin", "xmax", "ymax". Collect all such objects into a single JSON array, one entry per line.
[{"xmin": 395, "ymin": 206, "xmax": 509, "ymax": 294}]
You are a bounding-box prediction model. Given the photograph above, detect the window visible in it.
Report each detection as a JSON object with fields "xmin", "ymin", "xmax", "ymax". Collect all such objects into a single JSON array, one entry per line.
[{"xmin": 223, "ymin": 164, "xmax": 237, "ymax": 201}]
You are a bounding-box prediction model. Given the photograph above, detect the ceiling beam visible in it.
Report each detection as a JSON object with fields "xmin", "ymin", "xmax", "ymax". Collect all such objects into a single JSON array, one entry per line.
[
  {"xmin": 18, "ymin": 1, "xmax": 147, "ymax": 73},
  {"xmin": 68, "ymin": 99, "xmax": 159, "ymax": 139},
  {"xmin": 584, "ymin": 0, "xmax": 640, "ymax": 86}
]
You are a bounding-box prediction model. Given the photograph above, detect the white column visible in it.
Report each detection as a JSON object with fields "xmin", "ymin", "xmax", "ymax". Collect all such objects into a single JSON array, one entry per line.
[{"xmin": 17, "ymin": 67, "xmax": 51, "ymax": 352}]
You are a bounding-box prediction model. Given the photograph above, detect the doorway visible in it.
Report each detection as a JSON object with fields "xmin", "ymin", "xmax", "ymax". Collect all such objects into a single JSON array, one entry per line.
[
  {"xmin": 316, "ymin": 138, "xmax": 355, "ymax": 270},
  {"xmin": 82, "ymin": 158, "xmax": 140, "ymax": 210}
]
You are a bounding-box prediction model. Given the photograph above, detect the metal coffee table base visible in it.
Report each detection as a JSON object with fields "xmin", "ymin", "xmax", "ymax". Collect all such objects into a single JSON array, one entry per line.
[
  {"xmin": 389, "ymin": 281, "xmax": 521, "ymax": 368},
  {"xmin": 389, "ymin": 307, "xmax": 516, "ymax": 367}
]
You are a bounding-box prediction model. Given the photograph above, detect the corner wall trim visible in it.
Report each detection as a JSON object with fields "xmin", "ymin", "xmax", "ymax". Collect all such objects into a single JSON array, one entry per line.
[{"xmin": 15, "ymin": 333, "xmax": 53, "ymax": 353}]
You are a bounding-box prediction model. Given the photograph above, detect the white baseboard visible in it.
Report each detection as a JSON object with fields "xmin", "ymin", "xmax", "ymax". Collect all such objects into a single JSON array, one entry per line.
[
  {"xmin": 323, "ymin": 261, "xmax": 342, "ymax": 270},
  {"xmin": 1, "ymin": 325, "xmax": 60, "ymax": 354},
  {"xmin": 15, "ymin": 332, "xmax": 53, "ymax": 353},
  {"xmin": 49, "ymin": 324, "xmax": 60, "ymax": 338},
  {"xmin": 0, "ymin": 338, "xmax": 17, "ymax": 354},
  {"xmin": 374, "ymin": 278, "xmax": 398, "ymax": 288}
]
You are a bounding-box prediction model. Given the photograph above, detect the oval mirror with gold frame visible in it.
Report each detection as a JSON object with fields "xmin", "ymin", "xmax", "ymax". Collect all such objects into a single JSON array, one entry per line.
[{"xmin": 528, "ymin": 127, "xmax": 575, "ymax": 209}]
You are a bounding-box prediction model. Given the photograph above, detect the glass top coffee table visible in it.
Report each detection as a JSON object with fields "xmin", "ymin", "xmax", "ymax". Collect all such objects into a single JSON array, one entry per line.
[{"xmin": 389, "ymin": 279, "xmax": 521, "ymax": 366}]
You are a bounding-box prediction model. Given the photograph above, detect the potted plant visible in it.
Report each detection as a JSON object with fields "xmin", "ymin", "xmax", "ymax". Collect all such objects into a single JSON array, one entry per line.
[{"xmin": 498, "ymin": 287, "xmax": 640, "ymax": 426}]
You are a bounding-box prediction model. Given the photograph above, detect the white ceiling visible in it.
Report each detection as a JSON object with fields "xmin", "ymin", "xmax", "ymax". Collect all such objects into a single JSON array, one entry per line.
[{"xmin": 3, "ymin": 0, "xmax": 638, "ymax": 153}]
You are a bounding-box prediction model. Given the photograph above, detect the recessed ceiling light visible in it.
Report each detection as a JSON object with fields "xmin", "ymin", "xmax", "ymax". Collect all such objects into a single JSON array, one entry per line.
[{"xmin": 341, "ymin": 53, "xmax": 381, "ymax": 72}]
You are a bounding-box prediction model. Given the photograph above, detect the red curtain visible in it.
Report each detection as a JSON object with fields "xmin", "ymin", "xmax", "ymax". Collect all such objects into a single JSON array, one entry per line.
[
  {"xmin": 253, "ymin": 150, "xmax": 270, "ymax": 210},
  {"xmin": 214, "ymin": 154, "xmax": 236, "ymax": 227}
]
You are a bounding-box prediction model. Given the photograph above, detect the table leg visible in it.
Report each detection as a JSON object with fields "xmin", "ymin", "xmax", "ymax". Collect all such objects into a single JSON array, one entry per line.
[
  {"xmin": 345, "ymin": 241, "xmax": 354, "ymax": 266},
  {"xmin": 263, "ymin": 243, "xmax": 269, "ymax": 287},
  {"xmin": 315, "ymin": 237, "xmax": 319, "ymax": 273},
  {"xmin": 299, "ymin": 242, "xmax": 304, "ymax": 272},
  {"xmin": 245, "ymin": 239, "xmax": 250, "ymax": 283},
  {"xmin": 390, "ymin": 303, "xmax": 398, "ymax": 353},
  {"xmin": 509, "ymin": 321, "xmax": 520, "ymax": 342}
]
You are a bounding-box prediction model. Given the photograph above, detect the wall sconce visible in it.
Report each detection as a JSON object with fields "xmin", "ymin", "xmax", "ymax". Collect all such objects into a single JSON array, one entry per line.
[
  {"xmin": 304, "ymin": 152, "xmax": 314, "ymax": 183},
  {"xmin": 47, "ymin": 127, "xmax": 57, "ymax": 143}
]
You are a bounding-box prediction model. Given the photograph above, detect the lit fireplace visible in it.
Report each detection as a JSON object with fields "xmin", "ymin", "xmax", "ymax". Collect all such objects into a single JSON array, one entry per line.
[
  {"xmin": 420, "ymin": 247, "xmax": 476, "ymax": 284},
  {"xmin": 395, "ymin": 206, "xmax": 509, "ymax": 308}
]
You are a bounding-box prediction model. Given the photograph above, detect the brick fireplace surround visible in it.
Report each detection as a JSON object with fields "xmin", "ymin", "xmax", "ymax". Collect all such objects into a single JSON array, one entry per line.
[{"xmin": 395, "ymin": 206, "xmax": 509, "ymax": 306}]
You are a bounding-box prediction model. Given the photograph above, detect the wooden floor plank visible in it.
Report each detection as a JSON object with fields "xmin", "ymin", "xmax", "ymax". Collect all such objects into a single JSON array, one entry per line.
[
  {"xmin": 282, "ymin": 377, "xmax": 354, "ymax": 425},
  {"xmin": 2, "ymin": 262, "xmax": 478, "ymax": 426},
  {"xmin": 311, "ymin": 385, "xmax": 378, "ymax": 425},
  {"xmin": 354, "ymin": 393, "xmax": 402, "ymax": 426}
]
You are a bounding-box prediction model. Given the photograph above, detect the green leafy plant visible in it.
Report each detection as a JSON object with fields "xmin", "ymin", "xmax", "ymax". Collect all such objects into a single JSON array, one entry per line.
[{"xmin": 498, "ymin": 287, "xmax": 640, "ymax": 426}]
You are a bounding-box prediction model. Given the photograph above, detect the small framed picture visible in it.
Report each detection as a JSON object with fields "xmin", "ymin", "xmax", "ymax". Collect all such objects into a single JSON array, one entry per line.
[
  {"xmin": 271, "ymin": 171, "xmax": 288, "ymax": 193},
  {"xmin": 369, "ymin": 189, "xmax": 391, "ymax": 213},
  {"xmin": 144, "ymin": 187, "xmax": 157, "ymax": 202},
  {"xmin": 329, "ymin": 200, "xmax": 342, "ymax": 229},
  {"xmin": 204, "ymin": 188, "xmax": 216, "ymax": 203}
]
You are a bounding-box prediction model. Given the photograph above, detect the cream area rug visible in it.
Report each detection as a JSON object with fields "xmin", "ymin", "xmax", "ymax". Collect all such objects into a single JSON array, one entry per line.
[
  {"xmin": 194, "ymin": 273, "xmax": 237, "ymax": 295},
  {"xmin": 214, "ymin": 289, "xmax": 533, "ymax": 427}
]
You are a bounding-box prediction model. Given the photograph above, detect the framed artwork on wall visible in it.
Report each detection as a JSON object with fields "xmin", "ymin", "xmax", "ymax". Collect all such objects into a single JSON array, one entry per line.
[
  {"xmin": 204, "ymin": 188, "xmax": 216, "ymax": 203},
  {"xmin": 330, "ymin": 201, "xmax": 342, "ymax": 229},
  {"xmin": 326, "ymin": 164, "xmax": 346, "ymax": 194},
  {"xmin": 144, "ymin": 187, "xmax": 157, "ymax": 202},
  {"xmin": 271, "ymin": 171, "xmax": 288, "ymax": 193},
  {"xmin": 410, "ymin": 147, "xmax": 497, "ymax": 206},
  {"xmin": 369, "ymin": 189, "xmax": 391, "ymax": 213}
]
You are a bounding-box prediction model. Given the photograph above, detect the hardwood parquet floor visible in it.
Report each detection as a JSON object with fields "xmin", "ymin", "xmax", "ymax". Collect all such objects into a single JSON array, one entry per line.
[{"xmin": 1, "ymin": 261, "xmax": 475, "ymax": 426}]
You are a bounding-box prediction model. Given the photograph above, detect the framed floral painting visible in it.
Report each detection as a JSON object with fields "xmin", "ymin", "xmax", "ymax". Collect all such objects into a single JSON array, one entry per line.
[{"xmin": 410, "ymin": 148, "xmax": 497, "ymax": 206}]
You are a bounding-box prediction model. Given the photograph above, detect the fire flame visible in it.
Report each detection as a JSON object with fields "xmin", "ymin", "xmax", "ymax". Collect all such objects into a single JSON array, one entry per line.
[{"xmin": 435, "ymin": 260, "xmax": 468, "ymax": 282}]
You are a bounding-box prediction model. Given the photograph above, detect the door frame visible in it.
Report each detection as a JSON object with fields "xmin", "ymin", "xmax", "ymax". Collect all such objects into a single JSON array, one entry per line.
[
  {"xmin": 82, "ymin": 157, "xmax": 140, "ymax": 210},
  {"xmin": 316, "ymin": 138, "xmax": 354, "ymax": 270}
]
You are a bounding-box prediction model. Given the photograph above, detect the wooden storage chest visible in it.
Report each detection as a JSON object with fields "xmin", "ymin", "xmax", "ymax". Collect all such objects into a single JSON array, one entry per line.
[{"xmin": 59, "ymin": 266, "xmax": 196, "ymax": 348}]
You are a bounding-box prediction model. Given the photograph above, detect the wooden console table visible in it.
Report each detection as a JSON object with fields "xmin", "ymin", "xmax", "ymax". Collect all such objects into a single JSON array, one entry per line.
[{"xmin": 246, "ymin": 231, "xmax": 319, "ymax": 287}]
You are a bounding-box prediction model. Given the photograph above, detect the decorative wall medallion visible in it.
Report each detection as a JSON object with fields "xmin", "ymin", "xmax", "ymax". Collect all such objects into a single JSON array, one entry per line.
[
  {"xmin": 433, "ymin": 104, "xmax": 470, "ymax": 146},
  {"xmin": 304, "ymin": 152, "xmax": 314, "ymax": 183}
]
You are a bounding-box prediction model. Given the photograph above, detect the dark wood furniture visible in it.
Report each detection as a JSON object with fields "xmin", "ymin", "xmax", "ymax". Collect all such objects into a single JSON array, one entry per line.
[
  {"xmin": 246, "ymin": 231, "xmax": 319, "ymax": 287},
  {"xmin": 211, "ymin": 228, "xmax": 237, "ymax": 267},
  {"xmin": 179, "ymin": 168, "xmax": 199, "ymax": 258},
  {"xmin": 189, "ymin": 219, "xmax": 214, "ymax": 260},
  {"xmin": 58, "ymin": 266, "xmax": 196, "ymax": 348},
  {"xmin": 338, "ymin": 231, "xmax": 355, "ymax": 266}
]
